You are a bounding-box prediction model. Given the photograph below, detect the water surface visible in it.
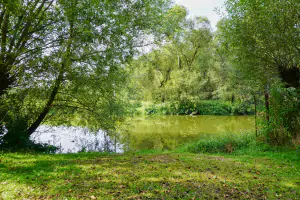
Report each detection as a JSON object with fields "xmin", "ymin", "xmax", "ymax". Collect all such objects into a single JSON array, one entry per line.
[
  {"xmin": 32, "ymin": 115, "xmax": 254, "ymax": 153},
  {"xmin": 125, "ymin": 115, "xmax": 255, "ymax": 151}
]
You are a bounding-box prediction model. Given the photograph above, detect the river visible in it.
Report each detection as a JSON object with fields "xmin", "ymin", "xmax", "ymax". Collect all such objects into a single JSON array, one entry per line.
[{"xmin": 31, "ymin": 115, "xmax": 255, "ymax": 153}]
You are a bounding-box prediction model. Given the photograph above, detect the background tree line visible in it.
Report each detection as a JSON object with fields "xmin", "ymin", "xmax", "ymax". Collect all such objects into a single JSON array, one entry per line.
[
  {"xmin": 129, "ymin": 0, "xmax": 300, "ymax": 145},
  {"xmin": 0, "ymin": 0, "xmax": 299, "ymax": 149},
  {"xmin": 0, "ymin": 0, "xmax": 173, "ymax": 150}
]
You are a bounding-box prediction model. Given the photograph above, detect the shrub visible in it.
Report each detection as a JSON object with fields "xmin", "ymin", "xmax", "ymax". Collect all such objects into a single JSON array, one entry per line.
[
  {"xmin": 261, "ymin": 86, "xmax": 300, "ymax": 145},
  {"xmin": 196, "ymin": 101, "xmax": 231, "ymax": 115},
  {"xmin": 231, "ymin": 101, "xmax": 255, "ymax": 115},
  {"xmin": 0, "ymin": 136, "xmax": 58, "ymax": 153}
]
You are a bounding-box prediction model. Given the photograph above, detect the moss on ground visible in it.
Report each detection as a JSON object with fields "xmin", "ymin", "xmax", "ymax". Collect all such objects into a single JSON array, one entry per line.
[{"xmin": 0, "ymin": 151, "xmax": 299, "ymax": 199}]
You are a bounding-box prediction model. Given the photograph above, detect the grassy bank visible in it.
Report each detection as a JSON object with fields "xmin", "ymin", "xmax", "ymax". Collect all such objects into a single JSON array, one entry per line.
[
  {"xmin": 138, "ymin": 100, "xmax": 255, "ymax": 116},
  {"xmin": 1, "ymin": 146, "xmax": 299, "ymax": 199},
  {"xmin": 182, "ymin": 132, "xmax": 265, "ymax": 154}
]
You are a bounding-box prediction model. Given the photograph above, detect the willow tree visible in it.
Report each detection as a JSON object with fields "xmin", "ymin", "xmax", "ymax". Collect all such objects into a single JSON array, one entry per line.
[
  {"xmin": 129, "ymin": 4, "xmax": 214, "ymax": 103},
  {"xmin": 220, "ymin": 0, "xmax": 300, "ymax": 144},
  {"xmin": 0, "ymin": 0, "xmax": 172, "ymax": 148}
]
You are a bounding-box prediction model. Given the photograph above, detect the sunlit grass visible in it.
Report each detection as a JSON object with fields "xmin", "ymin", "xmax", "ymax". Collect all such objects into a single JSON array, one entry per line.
[{"xmin": 0, "ymin": 151, "xmax": 299, "ymax": 199}]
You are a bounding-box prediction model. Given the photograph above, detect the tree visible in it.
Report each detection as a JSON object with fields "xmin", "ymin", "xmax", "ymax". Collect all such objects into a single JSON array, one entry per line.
[
  {"xmin": 0, "ymin": 0, "xmax": 173, "ymax": 148},
  {"xmin": 0, "ymin": 0, "xmax": 57, "ymax": 96},
  {"xmin": 129, "ymin": 11, "xmax": 214, "ymax": 103},
  {"xmin": 221, "ymin": 0, "xmax": 300, "ymax": 87},
  {"xmin": 219, "ymin": 0, "xmax": 300, "ymax": 144}
]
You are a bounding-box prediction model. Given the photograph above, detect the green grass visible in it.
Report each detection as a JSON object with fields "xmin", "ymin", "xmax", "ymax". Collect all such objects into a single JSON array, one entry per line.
[
  {"xmin": 182, "ymin": 132, "xmax": 260, "ymax": 154},
  {"xmin": 1, "ymin": 148, "xmax": 299, "ymax": 199}
]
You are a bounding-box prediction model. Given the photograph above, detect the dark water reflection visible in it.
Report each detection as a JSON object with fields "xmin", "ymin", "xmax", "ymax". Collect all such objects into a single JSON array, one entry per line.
[{"xmin": 32, "ymin": 115, "xmax": 254, "ymax": 153}]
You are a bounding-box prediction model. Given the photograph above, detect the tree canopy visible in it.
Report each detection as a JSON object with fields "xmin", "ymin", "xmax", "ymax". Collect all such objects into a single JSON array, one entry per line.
[
  {"xmin": 0, "ymin": 0, "xmax": 173, "ymax": 148},
  {"xmin": 1, "ymin": 0, "xmax": 299, "ymax": 149}
]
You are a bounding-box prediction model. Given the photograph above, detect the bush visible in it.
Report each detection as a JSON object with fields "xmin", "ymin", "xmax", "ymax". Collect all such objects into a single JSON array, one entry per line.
[
  {"xmin": 0, "ymin": 137, "xmax": 58, "ymax": 153},
  {"xmin": 182, "ymin": 132, "xmax": 258, "ymax": 153},
  {"xmin": 0, "ymin": 117, "xmax": 58, "ymax": 153},
  {"xmin": 260, "ymin": 86, "xmax": 300, "ymax": 145},
  {"xmin": 197, "ymin": 101, "xmax": 231, "ymax": 115},
  {"xmin": 231, "ymin": 101, "xmax": 255, "ymax": 115}
]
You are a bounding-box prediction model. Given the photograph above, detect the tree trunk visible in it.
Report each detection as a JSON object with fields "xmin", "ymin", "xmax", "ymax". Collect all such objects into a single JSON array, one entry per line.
[
  {"xmin": 254, "ymin": 95, "xmax": 257, "ymax": 137},
  {"xmin": 231, "ymin": 94, "xmax": 235, "ymax": 104},
  {"xmin": 178, "ymin": 55, "xmax": 181, "ymax": 69},
  {"xmin": 0, "ymin": 65, "xmax": 11, "ymax": 96},
  {"xmin": 26, "ymin": 69, "xmax": 64, "ymax": 135},
  {"xmin": 0, "ymin": 10, "xmax": 10, "ymax": 96},
  {"xmin": 264, "ymin": 90, "xmax": 270, "ymax": 124},
  {"xmin": 26, "ymin": 14, "xmax": 75, "ymax": 135}
]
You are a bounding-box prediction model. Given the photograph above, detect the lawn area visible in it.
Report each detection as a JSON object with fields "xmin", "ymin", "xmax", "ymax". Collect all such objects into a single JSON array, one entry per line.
[{"xmin": 0, "ymin": 151, "xmax": 299, "ymax": 199}]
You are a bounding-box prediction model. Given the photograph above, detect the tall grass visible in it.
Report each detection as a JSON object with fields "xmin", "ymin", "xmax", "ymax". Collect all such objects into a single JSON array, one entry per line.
[{"xmin": 182, "ymin": 132, "xmax": 262, "ymax": 153}]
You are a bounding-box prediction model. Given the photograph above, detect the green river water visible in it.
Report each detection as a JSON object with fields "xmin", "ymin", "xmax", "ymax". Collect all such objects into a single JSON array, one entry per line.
[
  {"xmin": 34, "ymin": 115, "xmax": 255, "ymax": 153},
  {"xmin": 124, "ymin": 115, "xmax": 255, "ymax": 151}
]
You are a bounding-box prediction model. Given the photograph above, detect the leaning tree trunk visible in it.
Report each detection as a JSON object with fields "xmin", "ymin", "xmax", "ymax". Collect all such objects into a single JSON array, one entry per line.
[
  {"xmin": 26, "ymin": 68, "xmax": 65, "ymax": 135},
  {"xmin": 26, "ymin": 19, "xmax": 74, "ymax": 136}
]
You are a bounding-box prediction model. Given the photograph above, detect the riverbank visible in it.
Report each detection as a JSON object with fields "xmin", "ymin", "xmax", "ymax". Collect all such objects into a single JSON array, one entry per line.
[{"xmin": 1, "ymin": 149, "xmax": 299, "ymax": 199}]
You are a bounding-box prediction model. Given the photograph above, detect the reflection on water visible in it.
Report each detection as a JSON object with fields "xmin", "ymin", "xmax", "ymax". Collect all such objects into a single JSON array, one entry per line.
[
  {"xmin": 32, "ymin": 115, "xmax": 254, "ymax": 153},
  {"xmin": 31, "ymin": 126, "xmax": 123, "ymax": 153},
  {"xmin": 125, "ymin": 115, "xmax": 255, "ymax": 151}
]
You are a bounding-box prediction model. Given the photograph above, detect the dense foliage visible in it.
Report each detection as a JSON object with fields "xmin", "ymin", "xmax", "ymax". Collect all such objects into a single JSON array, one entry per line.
[
  {"xmin": 144, "ymin": 100, "xmax": 254, "ymax": 116},
  {"xmin": 0, "ymin": 0, "xmax": 299, "ymax": 150},
  {"xmin": 129, "ymin": 0, "xmax": 299, "ymax": 145},
  {"xmin": 0, "ymin": 0, "xmax": 172, "ymax": 149},
  {"xmin": 219, "ymin": 0, "xmax": 300, "ymax": 145},
  {"xmin": 0, "ymin": 1, "xmax": 299, "ymax": 199}
]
